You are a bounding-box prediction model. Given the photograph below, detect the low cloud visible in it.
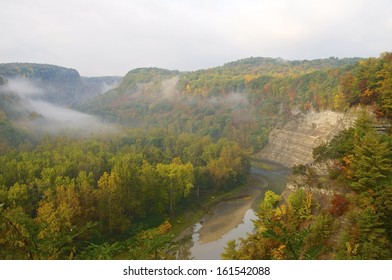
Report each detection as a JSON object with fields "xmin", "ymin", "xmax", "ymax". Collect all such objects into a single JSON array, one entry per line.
[
  {"xmin": 225, "ymin": 92, "xmax": 249, "ymax": 107},
  {"xmin": 161, "ymin": 76, "xmax": 180, "ymax": 99},
  {"xmin": 7, "ymin": 78, "xmax": 44, "ymax": 98},
  {"xmin": 1, "ymin": 78, "xmax": 117, "ymax": 136}
]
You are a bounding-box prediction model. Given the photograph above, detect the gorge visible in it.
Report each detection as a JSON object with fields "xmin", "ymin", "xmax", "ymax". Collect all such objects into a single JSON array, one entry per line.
[
  {"xmin": 181, "ymin": 109, "xmax": 358, "ymax": 259},
  {"xmin": 1, "ymin": 53, "xmax": 391, "ymax": 260},
  {"xmin": 257, "ymin": 110, "xmax": 356, "ymax": 167}
]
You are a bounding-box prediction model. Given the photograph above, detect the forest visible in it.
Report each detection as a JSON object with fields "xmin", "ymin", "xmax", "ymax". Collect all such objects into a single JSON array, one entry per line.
[
  {"xmin": 0, "ymin": 52, "xmax": 391, "ymax": 259},
  {"xmin": 222, "ymin": 113, "xmax": 391, "ymax": 259},
  {"xmin": 221, "ymin": 53, "xmax": 392, "ymax": 259}
]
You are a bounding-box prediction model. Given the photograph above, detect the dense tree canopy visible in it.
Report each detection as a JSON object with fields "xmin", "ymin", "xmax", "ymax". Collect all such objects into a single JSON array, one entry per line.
[
  {"xmin": 1, "ymin": 53, "xmax": 391, "ymax": 259},
  {"xmin": 0, "ymin": 130, "xmax": 249, "ymax": 259}
]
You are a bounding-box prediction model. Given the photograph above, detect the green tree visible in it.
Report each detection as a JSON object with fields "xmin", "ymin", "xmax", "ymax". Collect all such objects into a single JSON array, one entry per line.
[
  {"xmin": 0, "ymin": 206, "xmax": 38, "ymax": 259},
  {"xmin": 350, "ymin": 131, "xmax": 391, "ymax": 192},
  {"xmin": 377, "ymin": 52, "xmax": 392, "ymax": 117}
]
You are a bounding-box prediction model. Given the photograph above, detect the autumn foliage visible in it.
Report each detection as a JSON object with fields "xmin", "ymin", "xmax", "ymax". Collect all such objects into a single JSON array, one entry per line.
[{"xmin": 329, "ymin": 194, "xmax": 349, "ymax": 217}]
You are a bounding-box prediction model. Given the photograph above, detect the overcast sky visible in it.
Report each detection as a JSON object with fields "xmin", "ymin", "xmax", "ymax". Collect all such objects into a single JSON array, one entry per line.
[{"xmin": 1, "ymin": 0, "xmax": 391, "ymax": 76}]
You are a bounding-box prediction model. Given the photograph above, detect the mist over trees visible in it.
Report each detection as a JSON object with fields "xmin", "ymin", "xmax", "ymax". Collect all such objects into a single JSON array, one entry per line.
[{"xmin": 0, "ymin": 53, "xmax": 391, "ymax": 259}]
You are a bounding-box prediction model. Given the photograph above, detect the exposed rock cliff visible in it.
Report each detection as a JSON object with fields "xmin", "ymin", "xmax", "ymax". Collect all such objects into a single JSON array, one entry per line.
[{"xmin": 258, "ymin": 110, "xmax": 356, "ymax": 167}]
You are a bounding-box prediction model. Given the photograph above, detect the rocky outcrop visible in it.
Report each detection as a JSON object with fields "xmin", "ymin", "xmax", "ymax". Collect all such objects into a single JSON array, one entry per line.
[{"xmin": 258, "ymin": 110, "xmax": 356, "ymax": 167}]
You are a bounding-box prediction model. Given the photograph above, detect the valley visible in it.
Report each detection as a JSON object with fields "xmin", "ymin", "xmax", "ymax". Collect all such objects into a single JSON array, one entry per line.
[{"xmin": 0, "ymin": 53, "xmax": 391, "ymax": 260}]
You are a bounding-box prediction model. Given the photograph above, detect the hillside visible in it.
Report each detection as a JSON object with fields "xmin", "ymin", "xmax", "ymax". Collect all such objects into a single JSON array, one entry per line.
[
  {"xmin": 0, "ymin": 63, "xmax": 122, "ymax": 143},
  {"xmin": 79, "ymin": 56, "xmax": 363, "ymax": 153},
  {"xmin": 221, "ymin": 53, "xmax": 392, "ymax": 260},
  {"xmin": 0, "ymin": 53, "xmax": 391, "ymax": 260},
  {"xmin": 0, "ymin": 63, "xmax": 121, "ymax": 105}
]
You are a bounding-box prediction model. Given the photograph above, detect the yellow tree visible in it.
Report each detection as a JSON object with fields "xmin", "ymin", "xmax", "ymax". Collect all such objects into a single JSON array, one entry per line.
[
  {"xmin": 36, "ymin": 182, "xmax": 81, "ymax": 241},
  {"xmin": 34, "ymin": 179, "xmax": 97, "ymax": 259},
  {"xmin": 96, "ymin": 171, "xmax": 124, "ymax": 234},
  {"xmin": 157, "ymin": 158, "xmax": 194, "ymax": 214}
]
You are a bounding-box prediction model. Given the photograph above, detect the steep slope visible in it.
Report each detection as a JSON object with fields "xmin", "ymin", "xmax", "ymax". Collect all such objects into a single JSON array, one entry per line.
[
  {"xmin": 257, "ymin": 110, "xmax": 356, "ymax": 167},
  {"xmin": 0, "ymin": 63, "xmax": 121, "ymax": 105}
]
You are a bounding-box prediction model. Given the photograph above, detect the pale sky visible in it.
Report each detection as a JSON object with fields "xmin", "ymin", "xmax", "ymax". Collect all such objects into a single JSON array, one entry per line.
[{"xmin": 1, "ymin": 0, "xmax": 391, "ymax": 76}]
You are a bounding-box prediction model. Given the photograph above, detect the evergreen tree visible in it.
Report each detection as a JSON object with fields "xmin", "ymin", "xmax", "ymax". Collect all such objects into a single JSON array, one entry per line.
[{"xmin": 350, "ymin": 131, "xmax": 391, "ymax": 192}]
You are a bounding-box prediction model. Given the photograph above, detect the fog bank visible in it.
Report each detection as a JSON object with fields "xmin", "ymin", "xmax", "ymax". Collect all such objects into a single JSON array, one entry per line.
[{"xmin": 1, "ymin": 77, "xmax": 118, "ymax": 136}]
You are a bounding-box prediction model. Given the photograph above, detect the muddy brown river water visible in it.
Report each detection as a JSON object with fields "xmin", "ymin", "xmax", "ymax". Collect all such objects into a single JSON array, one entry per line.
[{"xmin": 178, "ymin": 159, "xmax": 289, "ymax": 259}]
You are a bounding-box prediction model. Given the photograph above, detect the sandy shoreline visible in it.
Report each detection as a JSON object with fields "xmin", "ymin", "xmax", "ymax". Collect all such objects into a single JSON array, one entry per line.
[
  {"xmin": 197, "ymin": 174, "xmax": 268, "ymax": 243},
  {"xmin": 175, "ymin": 159, "xmax": 289, "ymax": 259}
]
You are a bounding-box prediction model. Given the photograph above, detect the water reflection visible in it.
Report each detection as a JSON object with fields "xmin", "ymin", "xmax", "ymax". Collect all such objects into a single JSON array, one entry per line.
[
  {"xmin": 190, "ymin": 209, "xmax": 257, "ymax": 259},
  {"xmin": 179, "ymin": 160, "xmax": 289, "ymax": 260}
]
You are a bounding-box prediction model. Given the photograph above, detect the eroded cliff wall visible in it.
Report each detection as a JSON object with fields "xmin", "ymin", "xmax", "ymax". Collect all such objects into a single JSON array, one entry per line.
[{"xmin": 258, "ymin": 110, "xmax": 356, "ymax": 167}]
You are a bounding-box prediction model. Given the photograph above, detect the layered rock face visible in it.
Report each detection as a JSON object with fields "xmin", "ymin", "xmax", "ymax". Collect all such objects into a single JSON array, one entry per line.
[{"xmin": 258, "ymin": 110, "xmax": 355, "ymax": 167}]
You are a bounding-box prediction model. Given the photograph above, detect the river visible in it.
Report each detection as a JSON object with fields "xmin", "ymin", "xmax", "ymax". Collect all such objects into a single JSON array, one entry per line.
[{"xmin": 177, "ymin": 159, "xmax": 290, "ymax": 260}]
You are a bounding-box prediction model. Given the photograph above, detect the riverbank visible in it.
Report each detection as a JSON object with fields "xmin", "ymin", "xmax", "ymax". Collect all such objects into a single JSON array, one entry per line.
[
  {"xmin": 171, "ymin": 175, "xmax": 258, "ymax": 244},
  {"xmin": 197, "ymin": 174, "xmax": 267, "ymax": 243},
  {"xmin": 174, "ymin": 158, "xmax": 289, "ymax": 259}
]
